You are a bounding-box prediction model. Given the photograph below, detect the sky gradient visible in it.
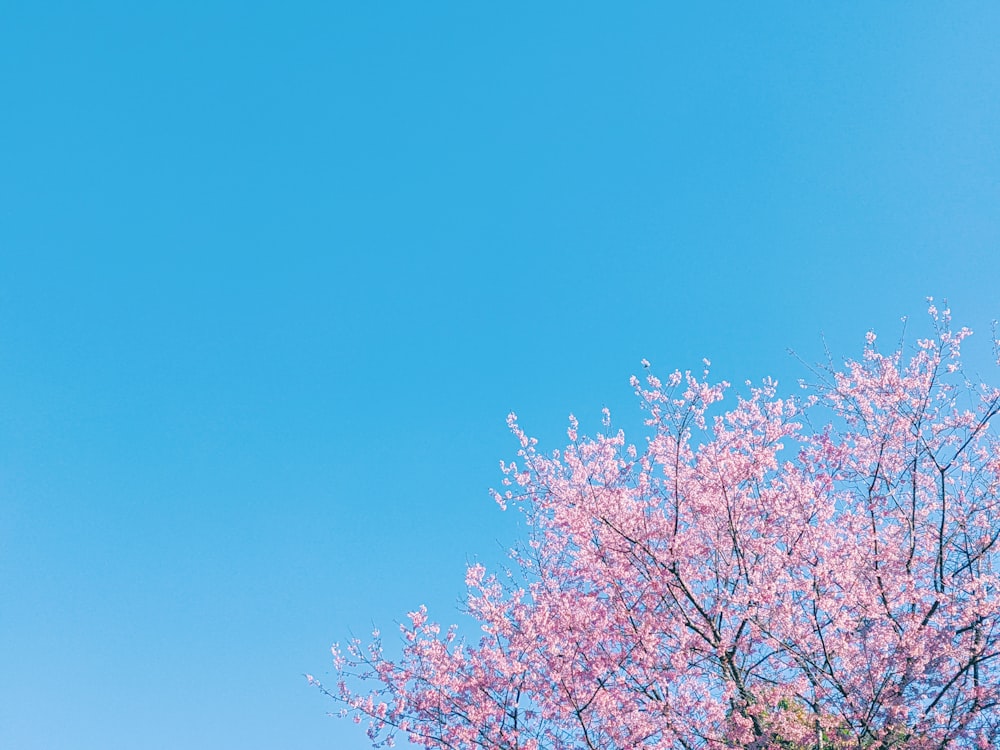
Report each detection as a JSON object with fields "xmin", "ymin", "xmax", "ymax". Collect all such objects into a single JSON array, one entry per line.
[{"xmin": 2, "ymin": 4, "xmax": 1000, "ymax": 749}]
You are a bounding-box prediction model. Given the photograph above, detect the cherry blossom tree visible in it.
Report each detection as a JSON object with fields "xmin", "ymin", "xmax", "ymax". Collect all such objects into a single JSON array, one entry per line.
[{"xmin": 313, "ymin": 304, "xmax": 1000, "ymax": 749}]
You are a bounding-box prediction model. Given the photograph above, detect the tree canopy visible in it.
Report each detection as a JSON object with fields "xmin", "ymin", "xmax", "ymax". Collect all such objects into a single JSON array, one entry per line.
[{"xmin": 315, "ymin": 305, "xmax": 1000, "ymax": 749}]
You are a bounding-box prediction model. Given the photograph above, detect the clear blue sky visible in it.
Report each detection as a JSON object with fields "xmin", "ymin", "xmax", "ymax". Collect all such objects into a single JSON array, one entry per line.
[{"xmin": 1, "ymin": 4, "xmax": 999, "ymax": 749}]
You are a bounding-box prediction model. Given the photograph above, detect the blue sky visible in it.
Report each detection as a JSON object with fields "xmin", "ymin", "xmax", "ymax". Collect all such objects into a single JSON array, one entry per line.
[{"xmin": 1, "ymin": 4, "xmax": 999, "ymax": 749}]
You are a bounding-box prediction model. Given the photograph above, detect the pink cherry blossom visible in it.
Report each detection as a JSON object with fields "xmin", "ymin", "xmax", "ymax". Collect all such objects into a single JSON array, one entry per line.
[{"xmin": 317, "ymin": 307, "xmax": 1000, "ymax": 749}]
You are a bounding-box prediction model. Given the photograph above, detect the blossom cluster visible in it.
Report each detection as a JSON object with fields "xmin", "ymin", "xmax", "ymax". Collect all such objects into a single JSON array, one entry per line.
[{"xmin": 318, "ymin": 304, "xmax": 1000, "ymax": 749}]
